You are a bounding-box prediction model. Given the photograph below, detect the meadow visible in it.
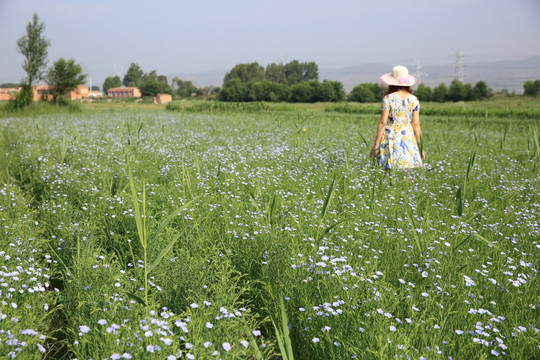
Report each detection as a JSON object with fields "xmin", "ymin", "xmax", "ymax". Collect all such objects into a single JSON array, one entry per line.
[{"xmin": 0, "ymin": 99, "xmax": 539, "ymax": 359}]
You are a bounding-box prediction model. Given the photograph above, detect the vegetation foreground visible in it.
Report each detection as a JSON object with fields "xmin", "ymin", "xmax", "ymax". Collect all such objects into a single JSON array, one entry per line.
[{"xmin": 0, "ymin": 103, "xmax": 539, "ymax": 359}]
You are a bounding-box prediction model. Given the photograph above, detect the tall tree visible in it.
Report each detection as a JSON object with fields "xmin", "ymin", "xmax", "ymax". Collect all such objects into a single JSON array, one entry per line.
[
  {"xmin": 265, "ymin": 63, "xmax": 286, "ymax": 83},
  {"xmin": 523, "ymin": 80, "xmax": 540, "ymax": 97},
  {"xmin": 284, "ymin": 60, "xmax": 303, "ymax": 85},
  {"xmin": 123, "ymin": 63, "xmax": 144, "ymax": 86},
  {"xmin": 103, "ymin": 76, "xmax": 122, "ymax": 94},
  {"xmin": 17, "ymin": 13, "xmax": 50, "ymax": 87},
  {"xmin": 46, "ymin": 58, "xmax": 87, "ymax": 103},
  {"xmin": 223, "ymin": 62, "xmax": 264, "ymax": 85},
  {"xmin": 432, "ymin": 83, "xmax": 448, "ymax": 102}
]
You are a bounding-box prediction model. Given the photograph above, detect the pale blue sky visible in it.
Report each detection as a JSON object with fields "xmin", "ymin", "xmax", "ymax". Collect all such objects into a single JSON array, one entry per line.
[{"xmin": 1, "ymin": 0, "xmax": 539, "ymax": 88}]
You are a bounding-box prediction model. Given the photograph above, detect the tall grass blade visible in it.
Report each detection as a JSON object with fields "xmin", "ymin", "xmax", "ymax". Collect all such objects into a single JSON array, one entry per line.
[
  {"xmin": 406, "ymin": 207, "xmax": 424, "ymax": 255},
  {"xmin": 320, "ymin": 178, "xmax": 335, "ymax": 219},
  {"xmin": 456, "ymin": 186, "xmax": 463, "ymax": 217},
  {"xmin": 151, "ymin": 197, "xmax": 198, "ymax": 243},
  {"xmin": 472, "ymin": 232, "xmax": 502, "ymax": 251},
  {"xmin": 271, "ymin": 296, "xmax": 294, "ymax": 360},
  {"xmin": 148, "ymin": 233, "xmax": 181, "ymax": 275},
  {"xmin": 128, "ymin": 169, "xmax": 146, "ymax": 250}
]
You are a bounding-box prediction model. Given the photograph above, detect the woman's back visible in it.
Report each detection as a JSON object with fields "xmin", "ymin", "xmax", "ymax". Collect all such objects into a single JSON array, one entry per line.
[{"xmin": 382, "ymin": 92, "xmax": 420, "ymax": 126}]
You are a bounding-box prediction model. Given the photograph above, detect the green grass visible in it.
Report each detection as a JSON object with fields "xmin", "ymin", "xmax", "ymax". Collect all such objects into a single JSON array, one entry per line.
[{"xmin": 0, "ymin": 98, "xmax": 539, "ymax": 359}]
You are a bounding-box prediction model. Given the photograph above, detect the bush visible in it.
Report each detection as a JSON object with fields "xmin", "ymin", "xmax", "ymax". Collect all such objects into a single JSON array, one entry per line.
[{"xmin": 8, "ymin": 84, "xmax": 33, "ymax": 110}]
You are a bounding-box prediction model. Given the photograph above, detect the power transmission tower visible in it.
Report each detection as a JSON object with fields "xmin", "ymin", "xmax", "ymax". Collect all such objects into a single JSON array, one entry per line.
[
  {"xmin": 454, "ymin": 50, "xmax": 464, "ymax": 82},
  {"xmin": 414, "ymin": 60, "xmax": 427, "ymax": 85}
]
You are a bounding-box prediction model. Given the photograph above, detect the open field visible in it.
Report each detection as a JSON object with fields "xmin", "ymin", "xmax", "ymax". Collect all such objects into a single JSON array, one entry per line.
[{"xmin": 0, "ymin": 100, "xmax": 539, "ymax": 359}]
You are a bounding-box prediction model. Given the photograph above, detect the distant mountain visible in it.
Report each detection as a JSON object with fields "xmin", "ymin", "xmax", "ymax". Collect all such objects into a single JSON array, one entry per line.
[
  {"xmin": 320, "ymin": 56, "xmax": 540, "ymax": 93},
  {"xmin": 168, "ymin": 56, "xmax": 540, "ymax": 94}
]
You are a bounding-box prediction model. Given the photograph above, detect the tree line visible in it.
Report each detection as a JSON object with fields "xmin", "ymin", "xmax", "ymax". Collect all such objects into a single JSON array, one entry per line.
[
  {"xmin": 102, "ymin": 63, "xmax": 219, "ymax": 98},
  {"xmin": 218, "ymin": 61, "xmax": 345, "ymax": 102},
  {"xmin": 349, "ymin": 80, "xmax": 492, "ymax": 103}
]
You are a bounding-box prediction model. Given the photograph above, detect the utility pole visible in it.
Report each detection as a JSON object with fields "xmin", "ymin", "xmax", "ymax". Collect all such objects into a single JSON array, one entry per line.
[{"xmin": 454, "ymin": 50, "xmax": 464, "ymax": 82}]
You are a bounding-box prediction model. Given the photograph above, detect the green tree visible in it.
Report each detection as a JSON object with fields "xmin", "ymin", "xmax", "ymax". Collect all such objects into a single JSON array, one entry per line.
[
  {"xmin": 432, "ymin": 83, "xmax": 448, "ymax": 102},
  {"xmin": 173, "ymin": 78, "xmax": 199, "ymax": 98},
  {"xmin": 523, "ymin": 80, "xmax": 540, "ymax": 97},
  {"xmin": 415, "ymin": 84, "xmax": 432, "ymax": 101},
  {"xmin": 102, "ymin": 76, "xmax": 122, "ymax": 94},
  {"xmin": 223, "ymin": 63, "xmax": 265, "ymax": 84},
  {"xmin": 319, "ymin": 80, "xmax": 345, "ymax": 102},
  {"xmin": 471, "ymin": 80, "xmax": 490, "ymax": 100},
  {"xmin": 219, "ymin": 78, "xmax": 249, "ymax": 101},
  {"xmin": 302, "ymin": 61, "xmax": 319, "ymax": 82},
  {"xmin": 289, "ymin": 82, "xmax": 315, "ymax": 102},
  {"xmin": 17, "ymin": 13, "xmax": 50, "ymax": 88},
  {"xmin": 448, "ymin": 80, "xmax": 471, "ymax": 101},
  {"xmin": 14, "ymin": 13, "xmax": 50, "ymax": 108},
  {"xmin": 265, "ymin": 63, "xmax": 286, "ymax": 83},
  {"xmin": 284, "ymin": 60, "xmax": 303, "ymax": 85},
  {"xmin": 46, "ymin": 58, "xmax": 87, "ymax": 104},
  {"xmin": 349, "ymin": 84, "xmax": 376, "ymax": 103},
  {"xmin": 123, "ymin": 63, "xmax": 144, "ymax": 86}
]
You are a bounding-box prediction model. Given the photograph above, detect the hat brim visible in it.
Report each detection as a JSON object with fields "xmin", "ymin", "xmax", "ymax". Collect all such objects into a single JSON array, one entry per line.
[{"xmin": 378, "ymin": 73, "xmax": 417, "ymax": 88}]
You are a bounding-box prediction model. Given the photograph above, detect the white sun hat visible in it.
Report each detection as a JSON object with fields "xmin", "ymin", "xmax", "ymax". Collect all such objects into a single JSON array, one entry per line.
[{"xmin": 378, "ymin": 65, "xmax": 417, "ymax": 87}]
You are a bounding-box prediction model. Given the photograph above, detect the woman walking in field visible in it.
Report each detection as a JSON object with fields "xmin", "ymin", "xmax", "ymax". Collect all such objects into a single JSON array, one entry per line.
[{"xmin": 370, "ymin": 65, "xmax": 425, "ymax": 170}]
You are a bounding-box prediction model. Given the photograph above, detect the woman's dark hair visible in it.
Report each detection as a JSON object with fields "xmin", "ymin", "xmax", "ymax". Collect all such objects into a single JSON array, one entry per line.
[{"xmin": 385, "ymin": 85, "xmax": 413, "ymax": 96}]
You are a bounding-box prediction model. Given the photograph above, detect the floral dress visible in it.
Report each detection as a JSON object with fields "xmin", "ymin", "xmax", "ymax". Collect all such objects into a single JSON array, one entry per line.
[{"xmin": 378, "ymin": 93, "xmax": 423, "ymax": 169}]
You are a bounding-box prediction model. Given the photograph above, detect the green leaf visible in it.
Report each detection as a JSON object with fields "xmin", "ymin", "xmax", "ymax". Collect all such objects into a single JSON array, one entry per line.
[
  {"xmin": 126, "ymin": 292, "xmax": 146, "ymax": 306},
  {"xmin": 150, "ymin": 196, "xmax": 198, "ymax": 244},
  {"xmin": 148, "ymin": 233, "xmax": 181, "ymax": 275}
]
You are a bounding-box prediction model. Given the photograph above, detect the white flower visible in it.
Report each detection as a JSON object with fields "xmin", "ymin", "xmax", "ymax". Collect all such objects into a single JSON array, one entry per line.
[
  {"xmin": 240, "ymin": 340, "xmax": 249, "ymax": 348},
  {"xmin": 389, "ymin": 326, "xmax": 397, "ymax": 332},
  {"xmin": 312, "ymin": 337, "xmax": 320, "ymax": 343},
  {"xmin": 206, "ymin": 322, "xmax": 214, "ymax": 329},
  {"xmin": 222, "ymin": 342, "xmax": 231, "ymax": 351}
]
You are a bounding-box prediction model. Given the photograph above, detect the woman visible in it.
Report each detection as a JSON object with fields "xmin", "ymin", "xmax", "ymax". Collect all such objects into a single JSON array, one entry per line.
[{"xmin": 370, "ymin": 65, "xmax": 425, "ymax": 170}]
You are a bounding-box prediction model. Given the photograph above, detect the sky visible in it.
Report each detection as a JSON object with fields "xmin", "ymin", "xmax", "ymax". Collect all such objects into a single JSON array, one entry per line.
[{"xmin": 1, "ymin": 0, "xmax": 539, "ymax": 89}]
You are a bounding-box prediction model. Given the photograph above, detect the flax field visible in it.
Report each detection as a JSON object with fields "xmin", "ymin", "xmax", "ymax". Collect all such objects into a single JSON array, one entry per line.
[{"xmin": 0, "ymin": 104, "xmax": 539, "ymax": 359}]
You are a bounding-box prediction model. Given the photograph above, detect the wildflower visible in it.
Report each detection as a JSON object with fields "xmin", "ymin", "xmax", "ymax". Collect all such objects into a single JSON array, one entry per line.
[
  {"xmin": 204, "ymin": 342, "xmax": 212, "ymax": 348},
  {"xmin": 223, "ymin": 342, "xmax": 231, "ymax": 351},
  {"xmin": 98, "ymin": 319, "xmax": 107, "ymax": 326},
  {"xmin": 334, "ymin": 341, "xmax": 341, "ymax": 347},
  {"xmin": 161, "ymin": 337, "xmax": 173, "ymax": 345},
  {"xmin": 455, "ymin": 330, "xmax": 464, "ymax": 335},
  {"xmin": 167, "ymin": 356, "xmax": 176, "ymax": 360},
  {"xmin": 146, "ymin": 345, "xmax": 154, "ymax": 353},
  {"xmin": 190, "ymin": 303, "xmax": 199, "ymax": 308},
  {"xmin": 252, "ymin": 330, "xmax": 261, "ymax": 336},
  {"xmin": 78, "ymin": 325, "xmax": 90, "ymax": 335},
  {"xmin": 145, "ymin": 330, "xmax": 153, "ymax": 337},
  {"xmin": 110, "ymin": 354, "xmax": 121, "ymax": 360},
  {"xmin": 389, "ymin": 326, "xmax": 397, "ymax": 332},
  {"xmin": 240, "ymin": 340, "xmax": 249, "ymax": 348},
  {"xmin": 206, "ymin": 322, "xmax": 214, "ymax": 329},
  {"xmin": 312, "ymin": 337, "xmax": 320, "ymax": 343}
]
